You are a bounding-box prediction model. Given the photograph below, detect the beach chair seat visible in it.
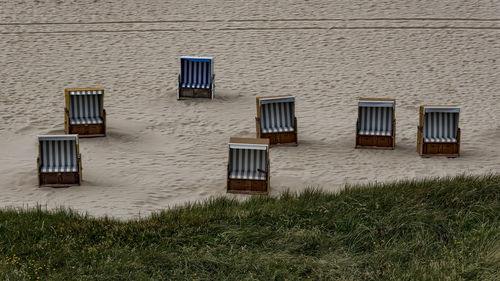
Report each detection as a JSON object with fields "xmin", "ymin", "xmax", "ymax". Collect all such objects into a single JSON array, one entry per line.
[
  {"xmin": 227, "ymin": 138, "xmax": 270, "ymax": 194},
  {"xmin": 37, "ymin": 135, "xmax": 82, "ymax": 186},
  {"xmin": 424, "ymin": 136, "xmax": 457, "ymax": 143},
  {"xmin": 418, "ymin": 106, "xmax": 460, "ymax": 157},
  {"xmin": 65, "ymin": 88, "xmax": 106, "ymax": 137},
  {"xmin": 178, "ymin": 56, "xmax": 215, "ymax": 99},
  {"xmin": 261, "ymin": 126, "xmax": 295, "ymax": 134},
  {"xmin": 256, "ymin": 95, "xmax": 297, "ymax": 145},
  {"xmin": 358, "ymin": 130, "xmax": 393, "ymax": 136},
  {"xmin": 229, "ymin": 170, "xmax": 267, "ymax": 181},
  {"xmin": 180, "ymin": 82, "xmax": 212, "ymax": 89},
  {"xmin": 228, "ymin": 147, "xmax": 268, "ymax": 181},
  {"xmin": 356, "ymin": 98, "xmax": 396, "ymax": 149},
  {"xmin": 40, "ymin": 166, "xmax": 79, "ymax": 173},
  {"xmin": 70, "ymin": 117, "xmax": 104, "ymax": 125}
]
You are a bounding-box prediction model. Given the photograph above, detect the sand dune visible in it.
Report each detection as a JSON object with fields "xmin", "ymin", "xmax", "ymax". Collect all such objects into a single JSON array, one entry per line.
[{"xmin": 0, "ymin": 0, "xmax": 499, "ymax": 219}]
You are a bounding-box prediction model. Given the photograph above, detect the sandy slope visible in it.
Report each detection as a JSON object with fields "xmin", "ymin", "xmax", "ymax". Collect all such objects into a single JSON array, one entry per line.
[{"xmin": 0, "ymin": 1, "xmax": 499, "ymax": 219}]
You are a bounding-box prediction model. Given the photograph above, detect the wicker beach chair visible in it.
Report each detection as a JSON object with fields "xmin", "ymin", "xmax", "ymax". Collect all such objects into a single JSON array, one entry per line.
[
  {"xmin": 227, "ymin": 138, "xmax": 270, "ymax": 194},
  {"xmin": 255, "ymin": 95, "xmax": 297, "ymax": 146},
  {"xmin": 178, "ymin": 56, "xmax": 215, "ymax": 99},
  {"xmin": 417, "ymin": 106, "xmax": 460, "ymax": 157},
  {"xmin": 355, "ymin": 98, "xmax": 396, "ymax": 149},
  {"xmin": 37, "ymin": 135, "xmax": 82, "ymax": 186},
  {"xmin": 64, "ymin": 88, "xmax": 106, "ymax": 137}
]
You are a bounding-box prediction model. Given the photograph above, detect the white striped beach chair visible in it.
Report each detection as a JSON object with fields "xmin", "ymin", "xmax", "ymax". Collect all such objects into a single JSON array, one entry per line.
[
  {"xmin": 178, "ymin": 56, "xmax": 215, "ymax": 99},
  {"xmin": 227, "ymin": 137, "xmax": 270, "ymax": 194},
  {"xmin": 355, "ymin": 98, "xmax": 396, "ymax": 149},
  {"xmin": 37, "ymin": 135, "xmax": 82, "ymax": 186},
  {"xmin": 418, "ymin": 106, "xmax": 460, "ymax": 157},
  {"xmin": 256, "ymin": 95, "xmax": 297, "ymax": 146},
  {"xmin": 64, "ymin": 88, "xmax": 106, "ymax": 137}
]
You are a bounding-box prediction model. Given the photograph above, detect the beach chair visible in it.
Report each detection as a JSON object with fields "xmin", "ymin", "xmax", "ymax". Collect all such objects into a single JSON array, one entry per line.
[
  {"xmin": 64, "ymin": 88, "xmax": 106, "ymax": 137},
  {"xmin": 417, "ymin": 106, "xmax": 460, "ymax": 157},
  {"xmin": 256, "ymin": 95, "xmax": 297, "ymax": 146},
  {"xmin": 178, "ymin": 56, "xmax": 215, "ymax": 99},
  {"xmin": 355, "ymin": 98, "xmax": 396, "ymax": 149},
  {"xmin": 37, "ymin": 135, "xmax": 82, "ymax": 186},
  {"xmin": 227, "ymin": 138, "xmax": 270, "ymax": 194}
]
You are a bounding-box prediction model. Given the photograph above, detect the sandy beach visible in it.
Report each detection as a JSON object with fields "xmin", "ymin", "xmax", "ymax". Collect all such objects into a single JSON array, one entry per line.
[{"xmin": 0, "ymin": 0, "xmax": 499, "ymax": 219}]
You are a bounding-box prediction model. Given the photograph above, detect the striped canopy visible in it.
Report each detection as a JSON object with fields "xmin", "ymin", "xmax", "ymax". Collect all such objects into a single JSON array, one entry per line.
[
  {"xmin": 229, "ymin": 143, "xmax": 268, "ymax": 151},
  {"xmin": 259, "ymin": 96, "xmax": 295, "ymax": 134},
  {"xmin": 358, "ymin": 102, "xmax": 394, "ymax": 136},
  {"xmin": 228, "ymin": 146, "xmax": 268, "ymax": 181},
  {"xmin": 359, "ymin": 101, "xmax": 394, "ymax": 108},
  {"xmin": 69, "ymin": 90, "xmax": 103, "ymax": 95},
  {"xmin": 424, "ymin": 107, "xmax": 460, "ymax": 113},
  {"xmin": 38, "ymin": 135, "xmax": 79, "ymax": 173},
  {"xmin": 423, "ymin": 109, "xmax": 460, "ymax": 142},
  {"xmin": 179, "ymin": 56, "xmax": 213, "ymax": 89},
  {"xmin": 259, "ymin": 96, "xmax": 295, "ymax": 105},
  {"xmin": 69, "ymin": 93, "xmax": 104, "ymax": 125},
  {"xmin": 38, "ymin": 135, "xmax": 78, "ymax": 142}
]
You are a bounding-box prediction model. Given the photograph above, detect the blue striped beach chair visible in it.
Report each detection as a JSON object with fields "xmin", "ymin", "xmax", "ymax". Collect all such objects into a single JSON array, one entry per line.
[
  {"xmin": 356, "ymin": 98, "xmax": 396, "ymax": 149},
  {"xmin": 178, "ymin": 56, "xmax": 215, "ymax": 99},
  {"xmin": 256, "ymin": 95, "xmax": 297, "ymax": 146},
  {"xmin": 37, "ymin": 135, "xmax": 82, "ymax": 186},
  {"xmin": 227, "ymin": 137, "xmax": 270, "ymax": 194},
  {"xmin": 65, "ymin": 88, "xmax": 106, "ymax": 137},
  {"xmin": 418, "ymin": 105, "xmax": 460, "ymax": 157}
]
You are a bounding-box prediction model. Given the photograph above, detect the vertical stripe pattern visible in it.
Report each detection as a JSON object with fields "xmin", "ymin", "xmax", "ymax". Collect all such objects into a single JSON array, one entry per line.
[
  {"xmin": 358, "ymin": 106, "xmax": 393, "ymax": 136},
  {"xmin": 69, "ymin": 91, "xmax": 103, "ymax": 124},
  {"xmin": 39, "ymin": 140, "xmax": 78, "ymax": 172},
  {"xmin": 229, "ymin": 148, "xmax": 267, "ymax": 180},
  {"xmin": 423, "ymin": 112, "xmax": 459, "ymax": 142},
  {"xmin": 180, "ymin": 59, "xmax": 212, "ymax": 88},
  {"xmin": 260, "ymin": 102, "xmax": 295, "ymax": 133}
]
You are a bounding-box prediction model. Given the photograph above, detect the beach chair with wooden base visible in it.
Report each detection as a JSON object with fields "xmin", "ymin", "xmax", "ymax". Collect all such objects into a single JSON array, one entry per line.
[
  {"xmin": 417, "ymin": 106, "xmax": 460, "ymax": 157},
  {"xmin": 355, "ymin": 98, "xmax": 396, "ymax": 149},
  {"xmin": 37, "ymin": 135, "xmax": 82, "ymax": 187},
  {"xmin": 64, "ymin": 88, "xmax": 106, "ymax": 137},
  {"xmin": 178, "ymin": 56, "xmax": 215, "ymax": 100},
  {"xmin": 256, "ymin": 95, "xmax": 297, "ymax": 146},
  {"xmin": 227, "ymin": 138, "xmax": 270, "ymax": 194}
]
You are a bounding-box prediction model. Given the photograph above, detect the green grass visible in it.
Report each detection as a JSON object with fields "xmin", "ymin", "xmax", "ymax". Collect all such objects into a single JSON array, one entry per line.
[{"xmin": 0, "ymin": 175, "xmax": 499, "ymax": 280}]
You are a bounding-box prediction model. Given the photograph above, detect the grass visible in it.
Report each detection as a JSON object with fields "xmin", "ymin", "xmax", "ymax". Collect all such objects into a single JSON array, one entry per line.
[{"xmin": 0, "ymin": 175, "xmax": 499, "ymax": 280}]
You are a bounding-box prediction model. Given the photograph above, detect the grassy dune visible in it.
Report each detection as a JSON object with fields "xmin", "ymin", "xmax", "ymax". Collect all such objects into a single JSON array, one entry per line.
[{"xmin": 0, "ymin": 175, "xmax": 499, "ymax": 280}]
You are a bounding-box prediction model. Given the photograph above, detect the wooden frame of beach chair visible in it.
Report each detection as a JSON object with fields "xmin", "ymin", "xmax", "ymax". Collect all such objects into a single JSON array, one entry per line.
[
  {"xmin": 417, "ymin": 105, "xmax": 460, "ymax": 157},
  {"xmin": 64, "ymin": 88, "xmax": 106, "ymax": 137},
  {"xmin": 255, "ymin": 95, "xmax": 298, "ymax": 146},
  {"xmin": 178, "ymin": 56, "xmax": 215, "ymax": 100},
  {"xmin": 355, "ymin": 98, "xmax": 396, "ymax": 149},
  {"xmin": 37, "ymin": 135, "xmax": 82, "ymax": 187},
  {"xmin": 227, "ymin": 137, "xmax": 270, "ymax": 194}
]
